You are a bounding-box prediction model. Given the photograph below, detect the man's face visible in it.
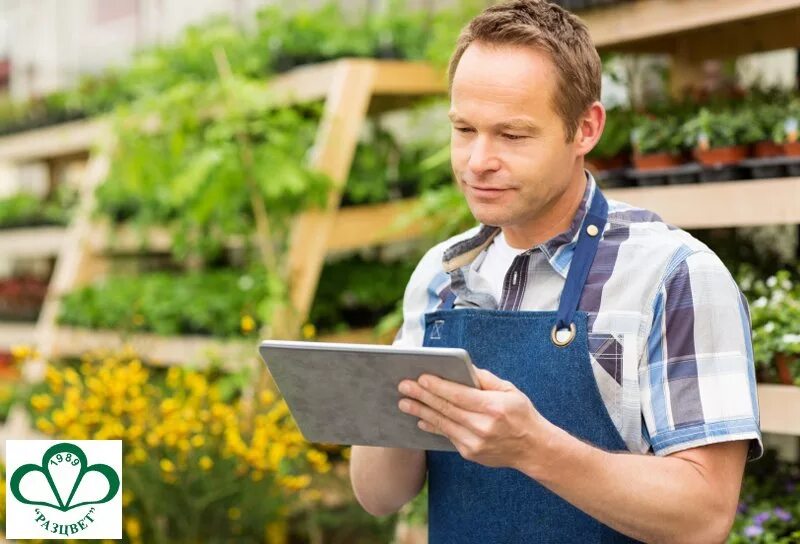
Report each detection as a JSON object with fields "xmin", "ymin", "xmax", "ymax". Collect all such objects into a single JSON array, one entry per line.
[{"xmin": 449, "ymin": 42, "xmax": 580, "ymax": 230}]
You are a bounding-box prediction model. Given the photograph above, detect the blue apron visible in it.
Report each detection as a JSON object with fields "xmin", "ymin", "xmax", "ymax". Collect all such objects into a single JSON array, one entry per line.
[{"xmin": 422, "ymin": 187, "xmax": 643, "ymax": 543}]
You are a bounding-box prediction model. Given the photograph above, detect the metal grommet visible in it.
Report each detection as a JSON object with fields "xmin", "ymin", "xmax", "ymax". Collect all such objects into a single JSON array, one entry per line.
[
  {"xmin": 551, "ymin": 323, "xmax": 577, "ymax": 347},
  {"xmin": 586, "ymin": 224, "xmax": 599, "ymax": 237}
]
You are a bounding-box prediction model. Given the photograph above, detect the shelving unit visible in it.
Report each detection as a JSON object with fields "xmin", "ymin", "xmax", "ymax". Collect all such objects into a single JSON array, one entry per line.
[
  {"xmin": 0, "ymin": 1, "xmax": 796, "ymax": 436},
  {"xmin": 9, "ymin": 59, "xmax": 449, "ymax": 368}
]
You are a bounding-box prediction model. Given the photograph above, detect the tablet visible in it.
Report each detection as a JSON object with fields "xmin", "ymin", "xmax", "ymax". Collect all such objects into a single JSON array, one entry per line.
[{"xmin": 258, "ymin": 340, "xmax": 480, "ymax": 451}]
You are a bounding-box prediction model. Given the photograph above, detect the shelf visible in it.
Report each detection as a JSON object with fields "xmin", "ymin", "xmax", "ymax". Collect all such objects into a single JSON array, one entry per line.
[
  {"xmin": 0, "ymin": 322, "xmax": 38, "ymax": 349},
  {"xmin": 584, "ymin": 0, "xmax": 800, "ymax": 58},
  {"xmin": 88, "ymin": 198, "xmax": 427, "ymax": 255},
  {"xmin": 0, "ymin": 226, "xmax": 67, "ymax": 258},
  {"xmin": 49, "ymin": 326, "xmax": 256, "ymax": 370},
  {"xmin": 757, "ymin": 384, "xmax": 800, "ymax": 436},
  {"xmin": 0, "ymin": 118, "xmax": 109, "ymax": 163},
  {"xmin": 604, "ymin": 177, "xmax": 800, "ymax": 229},
  {"xmin": 48, "ymin": 326, "xmax": 389, "ymax": 369}
]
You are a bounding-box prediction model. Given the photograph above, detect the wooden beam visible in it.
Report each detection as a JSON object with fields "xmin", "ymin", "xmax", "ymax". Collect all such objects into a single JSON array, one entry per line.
[
  {"xmin": 49, "ymin": 327, "xmax": 256, "ymax": 371},
  {"xmin": 584, "ymin": 0, "xmax": 800, "ymax": 51},
  {"xmin": 0, "ymin": 119, "xmax": 108, "ymax": 163},
  {"xmin": 0, "ymin": 322, "xmax": 38, "ymax": 349},
  {"xmin": 758, "ymin": 384, "xmax": 800, "ymax": 435},
  {"xmin": 282, "ymin": 61, "xmax": 376, "ymax": 336},
  {"xmin": 605, "ymin": 177, "xmax": 800, "ymax": 229},
  {"xmin": 0, "ymin": 226, "xmax": 66, "ymax": 259}
]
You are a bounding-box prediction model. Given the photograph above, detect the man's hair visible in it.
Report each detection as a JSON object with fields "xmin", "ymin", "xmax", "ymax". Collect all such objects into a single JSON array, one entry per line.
[{"xmin": 448, "ymin": 0, "xmax": 601, "ymax": 142}]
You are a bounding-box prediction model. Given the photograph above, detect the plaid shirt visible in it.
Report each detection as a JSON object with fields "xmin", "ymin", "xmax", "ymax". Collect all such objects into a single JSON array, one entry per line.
[{"xmin": 394, "ymin": 170, "xmax": 763, "ymax": 460}]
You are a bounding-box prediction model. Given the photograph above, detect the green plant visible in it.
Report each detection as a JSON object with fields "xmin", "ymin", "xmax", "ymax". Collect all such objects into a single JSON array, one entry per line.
[
  {"xmin": 739, "ymin": 267, "xmax": 800, "ymax": 384},
  {"xmin": 0, "ymin": 187, "xmax": 77, "ymax": 229},
  {"xmin": 679, "ymin": 107, "xmax": 762, "ymax": 149},
  {"xmin": 632, "ymin": 114, "xmax": 685, "ymax": 155},
  {"xmin": 57, "ymin": 268, "xmax": 283, "ymax": 338},
  {"xmin": 589, "ymin": 106, "xmax": 633, "ymax": 159},
  {"xmin": 728, "ymin": 449, "xmax": 800, "ymax": 543}
]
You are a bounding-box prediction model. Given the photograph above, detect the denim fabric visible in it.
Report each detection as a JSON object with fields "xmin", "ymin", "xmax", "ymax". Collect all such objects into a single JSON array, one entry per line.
[{"xmin": 422, "ymin": 308, "xmax": 643, "ymax": 543}]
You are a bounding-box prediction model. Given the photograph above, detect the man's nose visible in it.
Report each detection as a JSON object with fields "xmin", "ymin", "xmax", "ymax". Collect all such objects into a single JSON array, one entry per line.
[{"xmin": 467, "ymin": 135, "xmax": 501, "ymax": 175}]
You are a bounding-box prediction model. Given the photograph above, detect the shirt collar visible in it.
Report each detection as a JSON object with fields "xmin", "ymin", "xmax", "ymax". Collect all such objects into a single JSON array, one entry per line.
[{"xmin": 441, "ymin": 169, "xmax": 597, "ymax": 279}]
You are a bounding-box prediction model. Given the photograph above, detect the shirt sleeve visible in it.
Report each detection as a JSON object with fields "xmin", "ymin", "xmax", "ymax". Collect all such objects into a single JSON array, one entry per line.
[
  {"xmin": 640, "ymin": 250, "xmax": 763, "ymax": 460},
  {"xmin": 392, "ymin": 242, "xmax": 452, "ymax": 349}
]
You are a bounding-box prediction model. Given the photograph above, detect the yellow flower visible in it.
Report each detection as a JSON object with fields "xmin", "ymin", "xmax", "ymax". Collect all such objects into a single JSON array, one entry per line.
[
  {"xmin": 36, "ymin": 417, "xmax": 55, "ymax": 434},
  {"xmin": 301, "ymin": 323, "xmax": 316, "ymax": 339},
  {"xmin": 240, "ymin": 315, "xmax": 256, "ymax": 333},
  {"xmin": 10, "ymin": 344, "xmax": 31, "ymax": 360},
  {"xmin": 227, "ymin": 507, "xmax": 242, "ymax": 520},
  {"xmin": 125, "ymin": 517, "xmax": 141, "ymax": 538},
  {"xmin": 259, "ymin": 390, "xmax": 275, "ymax": 406},
  {"xmin": 190, "ymin": 435, "xmax": 205, "ymax": 448},
  {"xmin": 265, "ymin": 520, "xmax": 288, "ymax": 544},
  {"xmin": 198, "ymin": 456, "xmax": 214, "ymax": 471},
  {"xmin": 122, "ymin": 490, "xmax": 134, "ymax": 507},
  {"xmin": 130, "ymin": 448, "xmax": 147, "ymax": 464},
  {"xmin": 251, "ymin": 470, "xmax": 263, "ymax": 482},
  {"xmin": 30, "ymin": 394, "xmax": 53, "ymax": 412},
  {"xmin": 160, "ymin": 459, "xmax": 176, "ymax": 473}
]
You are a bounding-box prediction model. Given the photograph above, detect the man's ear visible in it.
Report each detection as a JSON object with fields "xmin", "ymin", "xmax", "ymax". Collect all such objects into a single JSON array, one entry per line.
[{"xmin": 573, "ymin": 101, "xmax": 606, "ymax": 157}]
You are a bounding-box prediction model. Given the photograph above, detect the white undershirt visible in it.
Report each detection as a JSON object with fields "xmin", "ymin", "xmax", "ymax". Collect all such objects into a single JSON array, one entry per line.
[{"xmin": 474, "ymin": 230, "xmax": 527, "ymax": 305}]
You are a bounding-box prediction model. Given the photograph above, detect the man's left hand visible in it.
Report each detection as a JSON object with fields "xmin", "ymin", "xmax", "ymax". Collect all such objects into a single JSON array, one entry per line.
[{"xmin": 397, "ymin": 368, "xmax": 549, "ymax": 470}]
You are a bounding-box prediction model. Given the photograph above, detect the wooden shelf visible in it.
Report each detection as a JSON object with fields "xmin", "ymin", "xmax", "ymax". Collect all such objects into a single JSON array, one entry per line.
[
  {"xmin": 757, "ymin": 384, "xmax": 800, "ymax": 436},
  {"xmin": 0, "ymin": 118, "xmax": 109, "ymax": 163},
  {"xmin": 0, "ymin": 226, "xmax": 67, "ymax": 258},
  {"xmin": 48, "ymin": 326, "xmax": 388, "ymax": 368},
  {"xmin": 88, "ymin": 198, "xmax": 428, "ymax": 255},
  {"xmin": 585, "ymin": 0, "xmax": 800, "ymax": 58},
  {"xmin": 0, "ymin": 322, "xmax": 38, "ymax": 348},
  {"xmin": 604, "ymin": 177, "xmax": 800, "ymax": 229}
]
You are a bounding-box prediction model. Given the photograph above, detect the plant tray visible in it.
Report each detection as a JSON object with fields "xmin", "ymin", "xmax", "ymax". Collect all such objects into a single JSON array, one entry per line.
[
  {"xmin": 740, "ymin": 156, "xmax": 800, "ymax": 180},
  {"xmin": 629, "ymin": 163, "xmax": 701, "ymax": 187}
]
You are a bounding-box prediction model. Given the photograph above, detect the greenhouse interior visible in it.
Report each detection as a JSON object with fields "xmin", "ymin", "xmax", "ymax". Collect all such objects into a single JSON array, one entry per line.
[{"xmin": 0, "ymin": 0, "xmax": 798, "ymax": 542}]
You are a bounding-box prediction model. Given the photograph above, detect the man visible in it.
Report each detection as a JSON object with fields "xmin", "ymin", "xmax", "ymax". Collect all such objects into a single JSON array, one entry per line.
[{"xmin": 349, "ymin": 1, "xmax": 762, "ymax": 542}]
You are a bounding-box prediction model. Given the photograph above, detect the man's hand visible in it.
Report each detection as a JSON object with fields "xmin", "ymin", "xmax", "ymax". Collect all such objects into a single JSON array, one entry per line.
[{"xmin": 397, "ymin": 367, "xmax": 548, "ymax": 469}]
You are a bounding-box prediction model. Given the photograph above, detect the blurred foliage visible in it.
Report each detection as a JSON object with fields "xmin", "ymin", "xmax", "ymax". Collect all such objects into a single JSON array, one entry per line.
[{"xmin": 0, "ymin": 187, "xmax": 77, "ymax": 229}]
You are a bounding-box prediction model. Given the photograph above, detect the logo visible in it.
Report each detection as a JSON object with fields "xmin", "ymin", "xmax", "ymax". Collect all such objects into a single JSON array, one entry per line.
[{"xmin": 6, "ymin": 440, "xmax": 122, "ymax": 539}]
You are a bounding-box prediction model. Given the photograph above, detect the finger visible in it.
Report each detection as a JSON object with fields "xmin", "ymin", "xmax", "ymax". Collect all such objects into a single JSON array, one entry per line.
[
  {"xmin": 401, "ymin": 378, "xmax": 483, "ymax": 424},
  {"xmin": 399, "ymin": 397, "xmax": 491, "ymax": 435},
  {"xmin": 474, "ymin": 368, "xmax": 515, "ymax": 392},
  {"xmin": 416, "ymin": 373, "xmax": 489, "ymax": 410},
  {"xmin": 403, "ymin": 400, "xmax": 477, "ymax": 445}
]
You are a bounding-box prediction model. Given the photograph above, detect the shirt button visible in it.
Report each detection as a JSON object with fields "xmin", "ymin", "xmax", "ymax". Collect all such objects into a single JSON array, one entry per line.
[{"xmin": 587, "ymin": 224, "xmax": 599, "ymax": 237}]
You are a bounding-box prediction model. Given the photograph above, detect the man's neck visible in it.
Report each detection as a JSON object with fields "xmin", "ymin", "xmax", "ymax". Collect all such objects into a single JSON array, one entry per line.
[{"xmin": 502, "ymin": 168, "xmax": 588, "ymax": 250}]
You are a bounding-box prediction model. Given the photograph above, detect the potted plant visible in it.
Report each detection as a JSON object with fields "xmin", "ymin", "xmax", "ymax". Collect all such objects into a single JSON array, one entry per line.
[
  {"xmin": 587, "ymin": 106, "xmax": 632, "ymax": 169},
  {"xmin": 742, "ymin": 269, "xmax": 800, "ymax": 386},
  {"xmin": 631, "ymin": 113, "xmax": 685, "ymax": 171},
  {"xmin": 681, "ymin": 107, "xmax": 754, "ymax": 166}
]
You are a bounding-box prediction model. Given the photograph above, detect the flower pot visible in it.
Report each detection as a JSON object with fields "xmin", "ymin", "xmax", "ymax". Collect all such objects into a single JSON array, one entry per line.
[
  {"xmin": 587, "ymin": 153, "xmax": 629, "ymax": 173},
  {"xmin": 693, "ymin": 145, "xmax": 749, "ymax": 167},
  {"xmin": 783, "ymin": 141, "xmax": 800, "ymax": 157},
  {"xmin": 753, "ymin": 141, "xmax": 785, "ymax": 158},
  {"xmin": 632, "ymin": 152, "xmax": 683, "ymax": 171},
  {"xmin": 775, "ymin": 353, "xmax": 797, "ymax": 385}
]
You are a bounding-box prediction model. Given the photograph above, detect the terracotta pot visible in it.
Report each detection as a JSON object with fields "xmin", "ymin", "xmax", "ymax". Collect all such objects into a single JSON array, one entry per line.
[
  {"xmin": 693, "ymin": 145, "xmax": 749, "ymax": 167},
  {"xmin": 775, "ymin": 353, "xmax": 797, "ymax": 385},
  {"xmin": 587, "ymin": 153, "xmax": 629, "ymax": 172},
  {"xmin": 783, "ymin": 141, "xmax": 800, "ymax": 157},
  {"xmin": 753, "ymin": 141, "xmax": 785, "ymax": 158},
  {"xmin": 632, "ymin": 152, "xmax": 684, "ymax": 171}
]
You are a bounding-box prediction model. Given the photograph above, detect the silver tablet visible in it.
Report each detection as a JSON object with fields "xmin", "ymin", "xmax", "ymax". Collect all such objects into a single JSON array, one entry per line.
[{"xmin": 258, "ymin": 340, "xmax": 480, "ymax": 451}]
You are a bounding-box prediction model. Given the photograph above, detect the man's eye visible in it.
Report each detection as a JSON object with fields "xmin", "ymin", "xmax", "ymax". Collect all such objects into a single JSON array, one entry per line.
[
  {"xmin": 454, "ymin": 127, "xmax": 474, "ymax": 133},
  {"xmin": 502, "ymin": 133, "xmax": 526, "ymax": 140}
]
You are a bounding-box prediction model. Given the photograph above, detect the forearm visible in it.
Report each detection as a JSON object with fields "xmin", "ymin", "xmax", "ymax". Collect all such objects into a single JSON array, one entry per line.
[
  {"xmin": 517, "ymin": 422, "xmax": 736, "ymax": 544},
  {"xmin": 349, "ymin": 445, "xmax": 427, "ymax": 517}
]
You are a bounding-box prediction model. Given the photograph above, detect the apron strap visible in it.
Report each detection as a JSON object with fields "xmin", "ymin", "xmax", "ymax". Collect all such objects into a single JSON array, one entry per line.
[{"xmin": 554, "ymin": 185, "xmax": 608, "ymax": 333}]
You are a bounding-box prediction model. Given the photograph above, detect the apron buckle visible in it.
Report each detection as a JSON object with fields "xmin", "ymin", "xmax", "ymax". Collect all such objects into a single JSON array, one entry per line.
[{"xmin": 551, "ymin": 322, "xmax": 577, "ymax": 347}]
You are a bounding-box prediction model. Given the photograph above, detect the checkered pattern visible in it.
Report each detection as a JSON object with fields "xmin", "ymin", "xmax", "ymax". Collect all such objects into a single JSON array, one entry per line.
[{"xmin": 393, "ymin": 171, "xmax": 763, "ymax": 460}]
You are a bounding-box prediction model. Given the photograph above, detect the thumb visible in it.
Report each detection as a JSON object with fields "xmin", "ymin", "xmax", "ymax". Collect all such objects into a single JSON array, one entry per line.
[{"xmin": 475, "ymin": 367, "xmax": 515, "ymax": 392}]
